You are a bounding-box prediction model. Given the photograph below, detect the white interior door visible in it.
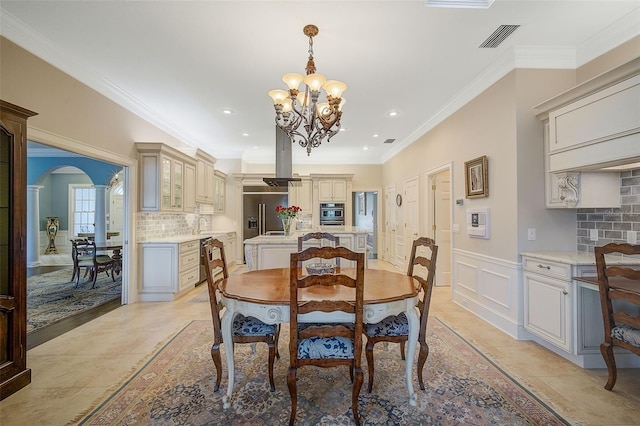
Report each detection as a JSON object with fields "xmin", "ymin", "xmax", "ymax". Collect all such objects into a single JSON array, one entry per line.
[
  {"xmin": 404, "ymin": 176, "xmax": 419, "ymax": 269},
  {"xmin": 433, "ymin": 170, "xmax": 451, "ymax": 286}
]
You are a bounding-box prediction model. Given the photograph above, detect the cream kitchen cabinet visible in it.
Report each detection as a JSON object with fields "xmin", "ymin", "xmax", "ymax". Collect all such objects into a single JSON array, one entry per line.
[
  {"xmin": 288, "ymin": 177, "xmax": 313, "ymax": 213},
  {"xmin": 136, "ymin": 143, "xmax": 196, "ymax": 213},
  {"xmin": 521, "ymin": 252, "xmax": 640, "ymax": 368},
  {"xmin": 139, "ymin": 238, "xmax": 201, "ymax": 301},
  {"xmin": 184, "ymin": 161, "xmax": 196, "ymax": 213},
  {"xmin": 213, "ymin": 170, "xmax": 226, "ymax": 214},
  {"xmin": 195, "ymin": 149, "xmax": 216, "ymax": 205},
  {"xmin": 534, "ymin": 58, "xmax": 640, "ymax": 173},
  {"xmin": 318, "ymin": 179, "xmax": 347, "ymax": 202}
]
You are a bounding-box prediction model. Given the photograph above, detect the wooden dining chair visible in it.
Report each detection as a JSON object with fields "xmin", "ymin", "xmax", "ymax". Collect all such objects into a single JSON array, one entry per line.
[
  {"xmin": 594, "ymin": 243, "xmax": 640, "ymax": 391},
  {"xmin": 288, "ymin": 246, "xmax": 365, "ymax": 426},
  {"xmin": 364, "ymin": 236, "xmax": 438, "ymax": 392},
  {"xmin": 297, "ymin": 232, "xmax": 340, "ymax": 270},
  {"xmin": 75, "ymin": 240, "xmax": 115, "ymax": 288},
  {"xmin": 201, "ymin": 238, "xmax": 280, "ymax": 392}
]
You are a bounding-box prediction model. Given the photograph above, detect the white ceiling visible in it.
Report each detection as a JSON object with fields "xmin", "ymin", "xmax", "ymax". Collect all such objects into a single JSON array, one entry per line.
[{"xmin": 2, "ymin": 1, "xmax": 639, "ymax": 165}]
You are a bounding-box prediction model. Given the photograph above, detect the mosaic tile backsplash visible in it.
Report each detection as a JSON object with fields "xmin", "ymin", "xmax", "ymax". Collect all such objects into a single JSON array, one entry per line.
[
  {"xmin": 136, "ymin": 212, "xmax": 213, "ymax": 241},
  {"xmin": 577, "ymin": 168, "xmax": 640, "ymax": 252}
]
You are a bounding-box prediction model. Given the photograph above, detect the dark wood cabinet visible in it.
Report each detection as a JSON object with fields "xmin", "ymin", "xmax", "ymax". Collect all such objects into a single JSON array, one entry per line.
[{"xmin": 0, "ymin": 100, "xmax": 37, "ymax": 400}]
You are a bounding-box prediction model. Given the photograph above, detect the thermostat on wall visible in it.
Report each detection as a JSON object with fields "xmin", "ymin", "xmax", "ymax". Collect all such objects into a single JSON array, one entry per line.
[{"xmin": 466, "ymin": 208, "xmax": 490, "ymax": 239}]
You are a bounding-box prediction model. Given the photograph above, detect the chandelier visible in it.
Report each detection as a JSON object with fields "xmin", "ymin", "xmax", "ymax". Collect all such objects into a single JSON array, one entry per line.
[{"xmin": 268, "ymin": 25, "xmax": 347, "ymax": 156}]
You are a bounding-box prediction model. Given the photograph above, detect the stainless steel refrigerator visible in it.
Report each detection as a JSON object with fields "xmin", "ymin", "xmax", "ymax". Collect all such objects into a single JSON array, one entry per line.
[{"xmin": 243, "ymin": 186, "xmax": 289, "ymax": 241}]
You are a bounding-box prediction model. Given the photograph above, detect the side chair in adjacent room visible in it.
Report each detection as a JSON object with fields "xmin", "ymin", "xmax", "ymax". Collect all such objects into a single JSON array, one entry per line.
[
  {"xmin": 202, "ymin": 238, "xmax": 280, "ymax": 392},
  {"xmin": 363, "ymin": 236, "xmax": 438, "ymax": 392}
]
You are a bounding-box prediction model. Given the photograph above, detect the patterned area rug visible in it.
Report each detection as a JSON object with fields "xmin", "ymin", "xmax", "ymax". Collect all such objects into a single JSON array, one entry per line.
[
  {"xmin": 27, "ymin": 268, "xmax": 122, "ymax": 333},
  {"xmin": 77, "ymin": 319, "xmax": 569, "ymax": 425}
]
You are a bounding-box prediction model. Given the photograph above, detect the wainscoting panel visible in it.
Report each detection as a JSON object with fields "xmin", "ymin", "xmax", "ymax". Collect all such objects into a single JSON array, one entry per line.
[{"xmin": 453, "ymin": 249, "xmax": 522, "ymax": 338}]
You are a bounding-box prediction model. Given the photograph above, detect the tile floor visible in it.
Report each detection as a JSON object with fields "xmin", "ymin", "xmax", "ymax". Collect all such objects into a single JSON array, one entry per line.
[{"xmin": 2, "ymin": 260, "xmax": 639, "ymax": 425}]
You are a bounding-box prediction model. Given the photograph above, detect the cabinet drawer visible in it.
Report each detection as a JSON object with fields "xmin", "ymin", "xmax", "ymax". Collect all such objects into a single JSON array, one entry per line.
[
  {"xmin": 179, "ymin": 249, "xmax": 200, "ymax": 270},
  {"xmin": 180, "ymin": 240, "xmax": 200, "ymax": 254},
  {"xmin": 523, "ymin": 257, "xmax": 571, "ymax": 279},
  {"xmin": 179, "ymin": 266, "xmax": 199, "ymax": 290}
]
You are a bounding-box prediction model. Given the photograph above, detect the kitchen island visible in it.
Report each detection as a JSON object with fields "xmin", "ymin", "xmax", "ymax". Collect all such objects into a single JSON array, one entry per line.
[{"xmin": 244, "ymin": 227, "xmax": 369, "ymax": 271}]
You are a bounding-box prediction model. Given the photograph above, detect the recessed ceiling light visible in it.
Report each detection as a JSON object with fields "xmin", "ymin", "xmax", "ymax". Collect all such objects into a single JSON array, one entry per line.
[
  {"xmin": 253, "ymin": 146, "xmax": 259, "ymax": 150},
  {"xmin": 363, "ymin": 146, "xmax": 369, "ymax": 151},
  {"xmin": 388, "ymin": 111, "xmax": 398, "ymax": 117},
  {"xmin": 372, "ymin": 134, "xmax": 379, "ymax": 138},
  {"xmin": 242, "ymin": 133, "xmax": 249, "ymax": 137},
  {"xmin": 222, "ymin": 109, "xmax": 234, "ymax": 115},
  {"xmin": 339, "ymin": 128, "xmax": 346, "ymax": 132}
]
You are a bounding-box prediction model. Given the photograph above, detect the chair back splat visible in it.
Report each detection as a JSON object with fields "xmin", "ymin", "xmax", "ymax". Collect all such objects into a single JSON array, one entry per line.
[
  {"xmin": 202, "ymin": 238, "xmax": 280, "ymax": 393},
  {"xmin": 594, "ymin": 242, "xmax": 640, "ymax": 391},
  {"xmin": 297, "ymin": 232, "xmax": 341, "ymax": 270},
  {"xmin": 364, "ymin": 236, "xmax": 438, "ymax": 392},
  {"xmin": 288, "ymin": 246, "xmax": 365, "ymax": 426}
]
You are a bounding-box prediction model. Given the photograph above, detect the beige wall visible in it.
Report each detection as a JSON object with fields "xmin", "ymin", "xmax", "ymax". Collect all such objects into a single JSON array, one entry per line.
[
  {"xmin": 382, "ymin": 68, "xmax": 581, "ymax": 262},
  {"xmin": 0, "ymin": 37, "xmax": 188, "ymax": 159}
]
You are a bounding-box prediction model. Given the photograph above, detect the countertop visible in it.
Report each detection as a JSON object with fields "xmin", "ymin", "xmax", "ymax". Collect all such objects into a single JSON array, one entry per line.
[
  {"xmin": 521, "ymin": 251, "xmax": 640, "ymax": 266},
  {"xmin": 244, "ymin": 227, "xmax": 370, "ymax": 244},
  {"xmin": 138, "ymin": 231, "xmax": 234, "ymax": 244}
]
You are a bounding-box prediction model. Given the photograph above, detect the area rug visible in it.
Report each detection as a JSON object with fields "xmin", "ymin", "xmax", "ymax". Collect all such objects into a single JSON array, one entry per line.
[
  {"xmin": 27, "ymin": 268, "xmax": 122, "ymax": 333},
  {"xmin": 76, "ymin": 318, "xmax": 569, "ymax": 425}
]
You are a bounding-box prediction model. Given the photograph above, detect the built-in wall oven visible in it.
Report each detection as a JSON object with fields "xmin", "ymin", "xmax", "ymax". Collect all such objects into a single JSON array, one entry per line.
[{"xmin": 320, "ymin": 203, "xmax": 345, "ymax": 226}]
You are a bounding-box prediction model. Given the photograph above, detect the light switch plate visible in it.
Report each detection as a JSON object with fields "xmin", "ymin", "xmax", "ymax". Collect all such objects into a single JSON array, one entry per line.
[
  {"xmin": 527, "ymin": 228, "xmax": 536, "ymax": 241},
  {"xmin": 627, "ymin": 231, "xmax": 637, "ymax": 244},
  {"xmin": 590, "ymin": 229, "xmax": 599, "ymax": 241}
]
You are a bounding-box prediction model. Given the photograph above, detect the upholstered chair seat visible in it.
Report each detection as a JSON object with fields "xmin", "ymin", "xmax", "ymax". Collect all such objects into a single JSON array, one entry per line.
[
  {"xmin": 611, "ymin": 324, "xmax": 640, "ymax": 347},
  {"xmin": 365, "ymin": 313, "xmax": 409, "ymax": 337},
  {"xmin": 233, "ymin": 314, "xmax": 278, "ymax": 336}
]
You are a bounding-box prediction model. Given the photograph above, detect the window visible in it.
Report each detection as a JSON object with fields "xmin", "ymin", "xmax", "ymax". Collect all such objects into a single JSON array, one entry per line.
[{"xmin": 70, "ymin": 185, "xmax": 95, "ymax": 235}]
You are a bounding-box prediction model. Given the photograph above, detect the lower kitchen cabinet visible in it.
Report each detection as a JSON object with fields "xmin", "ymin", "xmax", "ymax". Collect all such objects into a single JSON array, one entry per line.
[
  {"xmin": 522, "ymin": 253, "xmax": 640, "ymax": 368},
  {"xmin": 139, "ymin": 239, "xmax": 200, "ymax": 301}
]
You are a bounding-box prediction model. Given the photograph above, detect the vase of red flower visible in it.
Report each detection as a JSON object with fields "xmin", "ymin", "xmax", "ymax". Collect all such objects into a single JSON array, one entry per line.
[{"xmin": 275, "ymin": 205, "xmax": 301, "ymax": 236}]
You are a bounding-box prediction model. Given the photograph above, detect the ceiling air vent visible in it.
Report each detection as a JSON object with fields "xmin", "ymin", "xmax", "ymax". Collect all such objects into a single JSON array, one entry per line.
[
  {"xmin": 479, "ymin": 25, "xmax": 520, "ymax": 48},
  {"xmin": 383, "ymin": 138, "xmax": 396, "ymax": 144}
]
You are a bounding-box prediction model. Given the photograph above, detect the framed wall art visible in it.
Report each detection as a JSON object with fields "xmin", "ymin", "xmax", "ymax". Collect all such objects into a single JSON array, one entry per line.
[{"xmin": 465, "ymin": 155, "xmax": 488, "ymax": 198}]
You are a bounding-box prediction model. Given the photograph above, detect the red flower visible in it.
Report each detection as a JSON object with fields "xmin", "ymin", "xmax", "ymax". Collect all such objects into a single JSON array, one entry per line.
[{"xmin": 275, "ymin": 205, "xmax": 302, "ymax": 219}]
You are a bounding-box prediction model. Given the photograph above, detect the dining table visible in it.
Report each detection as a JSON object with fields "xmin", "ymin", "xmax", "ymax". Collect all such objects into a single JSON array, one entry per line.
[{"xmin": 218, "ymin": 267, "xmax": 421, "ymax": 408}]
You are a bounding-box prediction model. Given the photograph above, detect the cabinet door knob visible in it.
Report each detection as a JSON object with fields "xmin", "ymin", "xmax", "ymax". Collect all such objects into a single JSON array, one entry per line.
[
  {"xmin": 562, "ymin": 290, "xmax": 568, "ymax": 295},
  {"xmin": 537, "ymin": 264, "xmax": 551, "ymax": 270}
]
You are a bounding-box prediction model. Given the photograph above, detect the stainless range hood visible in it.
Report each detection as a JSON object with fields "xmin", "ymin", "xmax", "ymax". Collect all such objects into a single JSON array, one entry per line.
[{"xmin": 263, "ymin": 127, "xmax": 301, "ymax": 187}]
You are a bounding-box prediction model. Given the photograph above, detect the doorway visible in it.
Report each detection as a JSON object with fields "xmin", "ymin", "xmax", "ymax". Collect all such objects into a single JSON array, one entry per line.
[
  {"xmin": 26, "ymin": 142, "xmax": 128, "ymax": 347},
  {"xmin": 352, "ymin": 191, "xmax": 378, "ymax": 259},
  {"xmin": 427, "ymin": 165, "xmax": 452, "ymax": 286}
]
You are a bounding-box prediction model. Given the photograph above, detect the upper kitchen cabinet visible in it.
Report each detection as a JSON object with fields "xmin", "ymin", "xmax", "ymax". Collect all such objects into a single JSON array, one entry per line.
[
  {"xmin": 213, "ymin": 170, "xmax": 226, "ymax": 214},
  {"xmin": 317, "ymin": 178, "xmax": 348, "ymax": 202},
  {"xmin": 288, "ymin": 176, "xmax": 313, "ymax": 213},
  {"xmin": 136, "ymin": 143, "xmax": 197, "ymax": 212},
  {"xmin": 195, "ymin": 149, "xmax": 216, "ymax": 205},
  {"xmin": 534, "ymin": 58, "xmax": 640, "ymax": 208}
]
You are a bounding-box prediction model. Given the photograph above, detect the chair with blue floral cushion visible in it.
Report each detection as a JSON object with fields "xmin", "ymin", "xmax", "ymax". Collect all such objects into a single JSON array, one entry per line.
[
  {"xmin": 202, "ymin": 238, "xmax": 280, "ymax": 392},
  {"xmin": 595, "ymin": 243, "xmax": 640, "ymax": 391},
  {"xmin": 288, "ymin": 246, "xmax": 365, "ymax": 426},
  {"xmin": 297, "ymin": 232, "xmax": 340, "ymax": 271},
  {"xmin": 364, "ymin": 236, "xmax": 438, "ymax": 393}
]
